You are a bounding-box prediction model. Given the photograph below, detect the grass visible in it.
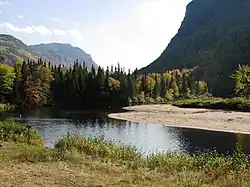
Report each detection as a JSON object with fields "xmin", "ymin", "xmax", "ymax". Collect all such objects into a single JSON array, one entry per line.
[
  {"xmin": 173, "ymin": 97, "xmax": 250, "ymax": 111},
  {"xmin": 0, "ymin": 103, "xmax": 14, "ymax": 112},
  {"xmin": 1, "ymin": 121, "xmax": 250, "ymax": 186}
]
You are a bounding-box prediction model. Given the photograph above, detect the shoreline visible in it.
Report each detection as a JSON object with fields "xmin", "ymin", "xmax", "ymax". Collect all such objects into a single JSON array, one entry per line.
[{"xmin": 108, "ymin": 105, "xmax": 250, "ymax": 134}]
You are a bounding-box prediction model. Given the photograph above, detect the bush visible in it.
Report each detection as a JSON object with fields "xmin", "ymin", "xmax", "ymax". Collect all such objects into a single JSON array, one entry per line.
[
  {"xmin": 131, "ymin": 96, "xmax": 139, "ymax": 105},
  {"xmin": 145, "ymin": 97, "xmax": 155, "ymax": 104},
  {"xmin": 0, "ymin": 103, "xmax": 14, "ymax": 112},
  {"xmin": 173, "ymin": 97, "xmax": 250, "ymax": 111},
  {"xmin": 0, "ymin": 121, "xmax": 44, "ymax": 146},
  {"xmin": 131, "ymin": 96, "xmax": 168, "ymax": 105}
]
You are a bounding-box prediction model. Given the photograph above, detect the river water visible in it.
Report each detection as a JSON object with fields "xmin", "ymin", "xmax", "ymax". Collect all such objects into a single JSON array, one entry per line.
[{"xmin": 3, "ymin": 107, "xmax": 250, "ymax": 155}]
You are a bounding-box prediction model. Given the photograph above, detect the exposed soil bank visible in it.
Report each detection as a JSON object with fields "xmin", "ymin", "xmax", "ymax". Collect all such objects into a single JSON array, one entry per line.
[{"xmin": 108, "ymin": 105, "xmax": 250, "ymax": 134}]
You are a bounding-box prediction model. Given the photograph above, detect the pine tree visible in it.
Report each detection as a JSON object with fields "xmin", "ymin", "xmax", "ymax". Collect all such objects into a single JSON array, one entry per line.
[
  {"xmin": 153, "ymin": 75, "xmax": 161, "ymax": 98},
  {"xmin": 160, "ymin": 75, "xmax": 167, "ymax": 98}
]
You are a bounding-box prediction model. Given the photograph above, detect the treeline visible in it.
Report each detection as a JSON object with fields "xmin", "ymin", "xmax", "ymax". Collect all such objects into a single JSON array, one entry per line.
[{"xmin": 0, "ymin": 59, "xmax": 209, "ymax": 109}]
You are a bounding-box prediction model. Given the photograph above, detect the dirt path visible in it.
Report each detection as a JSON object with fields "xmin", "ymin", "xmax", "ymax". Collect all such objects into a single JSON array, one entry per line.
[{"xmin": 108, "ymin": 105, "xmax": 250, "ymax": 134}]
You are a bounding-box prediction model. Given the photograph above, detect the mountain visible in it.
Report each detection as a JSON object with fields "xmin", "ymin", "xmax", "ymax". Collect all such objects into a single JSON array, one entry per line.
[
  {"xmin": 139, "ymin": 0, "xmax": 250, "ymax": 96},
  {"xmin": 0, "ymin": 34, "xmax": 39, "ymax": 64},
  {"xmin": 29, "ymin": 43, "xmax": 97, "ymax": 69},
  {"xmin": 0, "ymin": 34, "xmax": 97, "ymax": 69}
]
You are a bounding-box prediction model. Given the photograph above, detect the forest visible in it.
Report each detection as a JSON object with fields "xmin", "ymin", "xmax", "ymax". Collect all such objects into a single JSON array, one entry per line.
[{"xmin": 0, "ymin": 59, "xmax": 209, "ymax": 109}]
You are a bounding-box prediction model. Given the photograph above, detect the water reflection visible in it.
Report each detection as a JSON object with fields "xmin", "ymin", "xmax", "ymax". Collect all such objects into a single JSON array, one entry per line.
[
  {"xmin": 178, "ymin": 128, "xmax": 250, "ymax": 154},
  {"xmin": 3, "ymin": 108, "xmax": 250, "ymax": 155}
]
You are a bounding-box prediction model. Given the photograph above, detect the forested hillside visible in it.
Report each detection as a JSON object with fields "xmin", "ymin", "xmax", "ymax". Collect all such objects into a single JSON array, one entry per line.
[{"xmin": 139, "ymin": 0, "xmax": 250, "ymax": 96}]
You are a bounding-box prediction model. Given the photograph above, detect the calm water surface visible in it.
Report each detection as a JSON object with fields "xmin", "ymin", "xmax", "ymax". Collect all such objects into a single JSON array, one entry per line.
[{"xmin": 4, "ymin": 108, "xmax": 250, "ymax": 155}]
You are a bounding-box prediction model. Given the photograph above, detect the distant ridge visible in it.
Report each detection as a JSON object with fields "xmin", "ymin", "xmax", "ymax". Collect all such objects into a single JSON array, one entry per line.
[{"xmin": 0, "ymin": 34, "xmax": 98, "ymax": 69}]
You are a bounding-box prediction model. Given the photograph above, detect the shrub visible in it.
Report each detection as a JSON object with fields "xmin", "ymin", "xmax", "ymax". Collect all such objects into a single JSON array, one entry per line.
[
  {"xmin": 131, "ymin": 96, "xmax": 139, "ymax": 105},
  {"xmin": 173, "ymin": 97, "xmax": 250, "ymax": 111},
  {"xmin": 145, "ymin": 97, "xmax": 155, "ymax": 104},
  {"xmin": 0, "ymin": 103, "xmax": 14, "ymax": 112},
  {"xmin": 0, "ymin": 121, "xmax": 44, "ymax": 146}
]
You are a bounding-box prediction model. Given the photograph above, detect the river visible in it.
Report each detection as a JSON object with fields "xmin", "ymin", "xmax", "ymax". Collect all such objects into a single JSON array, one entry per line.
[{"xmin": 3, "ymin": 107, "xmax": 250, "ymax": 155}]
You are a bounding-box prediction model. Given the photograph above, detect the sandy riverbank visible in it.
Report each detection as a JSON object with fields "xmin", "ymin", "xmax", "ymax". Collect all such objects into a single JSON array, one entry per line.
[{"xmin": 108, "ymin": 105, "xmax": 250, "ymax": 134}]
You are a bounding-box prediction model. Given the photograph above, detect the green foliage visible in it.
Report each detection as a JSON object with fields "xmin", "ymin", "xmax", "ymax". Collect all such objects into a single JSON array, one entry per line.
[
  {"xmin": 232, "ymin": 64, "xmax": 250, "ymax": 97},
  {"xmin": 174, "ymin": 97, "xmax": 250, "ymax": 111},
  {"xmin": 0, "ymin": 103, "xmax": 14, "ymax": 112},
  {"xmin": 108, "ymin": 77, "xmax": 120, "ymax": 91},
  {"xmin": 0, "ymin": 121, "xmax": 44, "ymax": 146},
  {"xmin": 0, "ymin": 64, "xmax": 15, "ymax": 101}
]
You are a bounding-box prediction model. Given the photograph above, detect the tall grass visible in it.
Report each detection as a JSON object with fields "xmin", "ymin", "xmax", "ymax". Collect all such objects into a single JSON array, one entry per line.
[
  {"xmin": 0, "ymin": 121, "xmax": 43, "ymax": 146},
  {"xmin": 55, "ymin": 135, "xmax": 143, "ymax": 165},
  {"xmin": 1, "ymin": 121, "xmax": 250, "ymax": 179},
  {"xmin": 54, "ymin": 135, "xmax": 250, "ymax": 174},
  {"xmin": 1, "ymin": 122, "xmax": 250, "ymax": 186},
  {"xmin": 173, "ymin": 97, "xmax": 250, "ymax": 111}
]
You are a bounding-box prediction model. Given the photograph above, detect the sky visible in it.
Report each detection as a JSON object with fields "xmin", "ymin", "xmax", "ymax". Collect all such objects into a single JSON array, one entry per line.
[{"xmin": 0, "ymin": 0, "xmax": 191, "ymax": 70}]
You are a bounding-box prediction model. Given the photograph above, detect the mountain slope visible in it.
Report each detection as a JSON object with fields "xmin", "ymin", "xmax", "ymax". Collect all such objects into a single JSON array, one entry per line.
[
  {"xmin": 29, "ymin": 43, "xmax": 97, "ymax": 69},
  {"xmin": 0, "ymin": 34, "xmax": 97, "ymax": 69},
  {"xmin": 0, "ymin": 34, "xmax": 39, "ymax": 64},
  {"xmin": 139, "ymin": 0, "xmax": 250, "ymax": 96}
]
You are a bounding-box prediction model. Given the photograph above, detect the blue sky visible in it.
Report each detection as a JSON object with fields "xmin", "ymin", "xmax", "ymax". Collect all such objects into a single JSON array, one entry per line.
[{"xmin": 0, "ymin": 0, "xmax": 191, "ymax": 70}]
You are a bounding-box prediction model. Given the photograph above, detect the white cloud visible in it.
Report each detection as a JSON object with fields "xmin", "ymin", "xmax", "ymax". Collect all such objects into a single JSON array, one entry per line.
[
  {"xmin": 0, "ymin": 22, "xmax": 82, "ymax": 40},
  {"xmin": 68, "ymin": 29, "xmax": 83, "ymax": 41},
  {"xmin": 32, "ymin": 26, "xmax": 53, "ymax": 36},
  {"xmin": 0, "ymin": 1, "xmax": 8, "ymax": 5},
  {"xmin": 17, "ymin": 14, "xmax": 24, "ymax": 19},
  {"xmin": 0, "ymin": 22, "xmax": 35, "ymax": 34},
  {"xmin": 0, "ymin": 22, "xmax": 54, "ymax": 36},
  {"xmin": 49, "ymin": 17, "xmax": 63, "ymax": 24},
  {"xmin": 52, "ymin": 29, "xmax": 67, "ymax": 36},
  {"xmin": 0, "ymin": 10, "xmax": 2, "ymax": 13}
]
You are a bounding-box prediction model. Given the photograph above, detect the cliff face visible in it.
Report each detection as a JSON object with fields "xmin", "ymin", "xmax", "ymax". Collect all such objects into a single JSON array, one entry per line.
[{"xmin": 139, "ymin": 0, "xmax": 250, "ymax": 96}]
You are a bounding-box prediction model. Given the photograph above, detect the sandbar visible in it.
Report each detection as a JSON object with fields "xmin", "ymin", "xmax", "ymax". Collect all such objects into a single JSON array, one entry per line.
[{"xmin": 108, "ymin": 105, "xmax": 250, "ymax": 134}]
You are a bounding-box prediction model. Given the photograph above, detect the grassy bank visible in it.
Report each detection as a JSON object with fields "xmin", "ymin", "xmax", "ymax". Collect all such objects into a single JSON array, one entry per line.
[
  {"xmin": 0, "ymin": 103, "xmax": 14, "ymax": 112},
  {"xmin": 1, "ymin": 121, "xmax": 250, "ymax": 186},
  {"xmin": 173, "ymin": 97, "xmax": 250, "ymax": 112}
]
